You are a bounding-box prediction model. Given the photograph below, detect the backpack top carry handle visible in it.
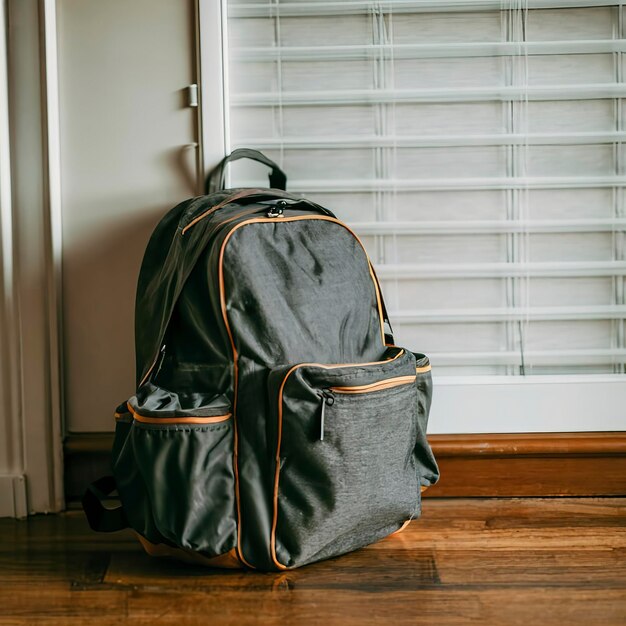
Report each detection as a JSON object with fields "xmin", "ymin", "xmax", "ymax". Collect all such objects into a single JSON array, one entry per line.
[{"xmin": 205, "ymin": 148, "xmax": 287, "ymax": 194}]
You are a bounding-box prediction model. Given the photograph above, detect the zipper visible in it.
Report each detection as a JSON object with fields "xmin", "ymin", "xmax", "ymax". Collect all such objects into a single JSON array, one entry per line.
[
  {"xmin": 182, "ymin": 189, "xmax": 264, "ymax": 235},
  {"xmin": 131, "ymin": 412, "xmax": 232, "ymax": 425},
  {"xmin": 316, "ymin": 373, "xmax": 416, "ymax": 440},
  {"xmin": 266, "ymin": 199, "xmax": 287, "ymax": 218},
  {"xmin": 329, "ymin": 374, "xmax": 416, "ymax": 395},
  {"xmin": 154, "ymin": 344, "xmax": 167, "ymax": 380}
]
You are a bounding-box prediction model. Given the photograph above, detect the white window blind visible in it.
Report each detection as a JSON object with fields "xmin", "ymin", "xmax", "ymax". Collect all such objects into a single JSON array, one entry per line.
[{"xmin": 222, "ymin": 0, "xmax": 626, "ymax": 378}]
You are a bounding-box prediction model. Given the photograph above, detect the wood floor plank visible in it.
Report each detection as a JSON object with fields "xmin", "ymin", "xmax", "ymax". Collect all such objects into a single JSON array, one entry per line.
[
  {"xmin": 435, "ymin": 549, "xmax": 626, "ymax": 586},
  {"xmin": 104, "ymin": 547, "xmax": 441, "ymax": 590},
  {"xmin": 122, "ymin": 588, "xmax": 626, "ymax": 626},
  {"xmin": 1, "ymin": 498, "xmax": 625, "ymax": 626}
]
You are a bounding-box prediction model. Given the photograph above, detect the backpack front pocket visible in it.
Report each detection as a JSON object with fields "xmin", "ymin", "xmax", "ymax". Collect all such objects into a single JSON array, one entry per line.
[
  {"xmin": 267, "ymin": 347, "xmax": 424, "ymax": 569},
  {"xmin": 112, "ymin": 388, "xmax": 238, "ymax": 559}
]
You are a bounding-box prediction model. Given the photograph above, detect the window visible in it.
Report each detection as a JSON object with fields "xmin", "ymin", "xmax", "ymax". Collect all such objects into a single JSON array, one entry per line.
[{"xmin": 200, "ymin": 0, "xmax": 626, "ymax": 432}]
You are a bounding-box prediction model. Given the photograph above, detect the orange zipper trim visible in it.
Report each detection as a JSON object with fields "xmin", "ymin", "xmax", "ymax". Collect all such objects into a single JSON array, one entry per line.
[
  {"xmin": 330, "ymin": 374, "xmax": 416, "ymax": 395},
  {"xmin": 127, "ymin": 403, "xmax": 232, "ymax": 425},
  {"xmin": 391, "ymin": 519, "xmax": 412, "ymax": 536},
  {"xmin": 416, "ymin": 364, "xmax": 432, "ymax": 374}
]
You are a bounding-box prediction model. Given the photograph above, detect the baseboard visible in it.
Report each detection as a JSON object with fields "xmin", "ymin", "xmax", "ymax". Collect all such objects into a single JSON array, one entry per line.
[
  {"xmin": 425, "ymin": 432, "xmax": 626, "ymax": 497},
  {"xmin": 0, "ymin": 475, "xmax": 28, "ymax": 518},
  {"xmin": 63, "ymin": 432, "xmax": 626, "ymax": 501}
]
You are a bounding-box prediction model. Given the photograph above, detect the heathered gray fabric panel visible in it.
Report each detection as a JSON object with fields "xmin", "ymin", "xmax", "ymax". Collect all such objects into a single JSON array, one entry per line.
[
  {"xmin": 224, "ymin": 218, "xmax": 384, "ymax": 366},
  {"xmin": 272, "ymin": 350, "xmax": 420, "ymax": 568}
]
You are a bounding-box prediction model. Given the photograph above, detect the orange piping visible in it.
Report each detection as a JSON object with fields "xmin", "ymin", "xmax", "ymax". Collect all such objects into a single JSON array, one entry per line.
[
  {"xmin": 390, "ymin": 486, "xmax": 430, "ymax": 537},
  {"xmin": 127, "ymin": 402, "xmax": 232, "ymax": 425},
  {"xmin": 132, "ymin": 413, "xmax": 231, "ymax": 425},
  {"xmin": 269, "ymin": 349, "xmax": 405, "ymax": 570},
  {"xmin": 330, "ymin": 374, "xmax": 416, "ymax": 394},
  {"xmin": 219, "ymin": 214, "xmax": 391, "ymax": 569},
  {"xmin": 218, "ymin": 223, "xmax": 253, "ymax": 569},
  {"xmin": 391, "ymin": 519, "xmax": 412, "ymax": 535},
  {"xmin": 181, "ymin": 189, "xmax": 263, "ymax": 235},
  {"xmin": 416, "ymin": 364, "xmax": 432, "ymax": 374}
]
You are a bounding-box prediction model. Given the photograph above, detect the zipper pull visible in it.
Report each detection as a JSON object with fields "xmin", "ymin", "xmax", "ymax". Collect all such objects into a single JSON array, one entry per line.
[
  {"xmin": 317, "ymin": 390, "xmax": 334, "ymax": 441},
  {"xmin": 154, "ymin": 344, "xmax": 167, "ymax": 380},
  {"xmin": 266, "ymin": 200, "xmax": 287, "ymax": 218}
]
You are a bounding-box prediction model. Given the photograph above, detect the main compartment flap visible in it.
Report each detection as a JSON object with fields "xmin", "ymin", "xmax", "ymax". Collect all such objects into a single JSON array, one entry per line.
[{"xmin": 218, "ymin": 216, "xmax": 386, "ymax": 368}]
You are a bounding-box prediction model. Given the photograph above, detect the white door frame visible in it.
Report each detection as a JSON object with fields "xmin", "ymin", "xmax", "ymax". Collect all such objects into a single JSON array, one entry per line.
[{"xmin": 0, "ymin": 0, "xmax": 64, "ymax": 516}]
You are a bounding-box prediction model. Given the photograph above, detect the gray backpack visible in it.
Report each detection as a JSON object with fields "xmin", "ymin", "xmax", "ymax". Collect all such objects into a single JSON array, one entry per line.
[{"xmin": 83, "ymin": 149, "xmax": 439, "ymax": 570}]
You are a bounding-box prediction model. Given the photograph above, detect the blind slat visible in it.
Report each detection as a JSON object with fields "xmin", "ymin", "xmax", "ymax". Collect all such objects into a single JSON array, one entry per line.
[
  {"xmin": 376, "ymin": 261, "xmax": 626, "ymax": 278},
  {"xmin": 238, "ymin": 131, "xmax": 626, "ymax": 149},
  {"xmin": 229, "ymin": 1, "xmax": 624, "ymax": 18},
  {"xmin": 238, "ymin": 176, "xmax": 626, "ymax": 191},
  {"xmin": 350, "ymin": 219, "xmax": 626, "ymax": 234},
  {"xmin": 233, "ymin": 40, "xmax": 626, "ymax": 61},
  {"xmin": 233, "ymin": 84, "xmax": 626, "ymax": 106},
  {"xmin": 392, "ymin": 305, "xmax": 626, "ymax": 323},
  {"xmin": 424, "ymin": 348, "xmax": 626, "ymax": 366}
]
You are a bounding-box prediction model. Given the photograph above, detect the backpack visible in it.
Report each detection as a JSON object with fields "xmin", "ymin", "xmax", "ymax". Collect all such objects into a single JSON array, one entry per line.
[{"xmin": 83, "ymin": 149, "xmax": 439, "ymax": 570}]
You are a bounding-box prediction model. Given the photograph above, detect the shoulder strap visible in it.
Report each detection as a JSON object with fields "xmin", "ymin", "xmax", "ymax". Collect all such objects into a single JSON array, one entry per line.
[
  {"xmin": 370, "ymin": 263, "xmax": 395, "ymax": 346},
  {"xmin": 82, "ymin": 476, "xmax": 128, "ymax": 533}
]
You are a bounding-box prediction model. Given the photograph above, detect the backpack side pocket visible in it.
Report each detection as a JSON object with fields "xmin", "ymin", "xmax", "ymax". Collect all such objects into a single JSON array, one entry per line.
[
  {"xmin": 413, "ymin": 354, "xmax": 439, "ymax": 489},
  {"xmin": 112, "ymin": 389, "xmax": 238, "ymax": 559}
]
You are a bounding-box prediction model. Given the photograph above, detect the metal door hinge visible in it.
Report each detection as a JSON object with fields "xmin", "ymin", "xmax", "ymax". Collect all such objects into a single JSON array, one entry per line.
[{"xmin": 187, "ymin": 84, "xmax": 198, "ymax": 107}]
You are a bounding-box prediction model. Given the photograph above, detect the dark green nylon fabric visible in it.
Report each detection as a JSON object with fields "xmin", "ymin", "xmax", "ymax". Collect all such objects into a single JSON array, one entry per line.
[
  {"xmin": 133, "ymin": 189, "xmax": 310, "ymax": 386},
  {"xmin": 113, "ymin": 416, "xmax": 238, "ymax": 557},
  {"xmin": 110, "ymin": 190, "xmax": 440, "ymax": 571}
]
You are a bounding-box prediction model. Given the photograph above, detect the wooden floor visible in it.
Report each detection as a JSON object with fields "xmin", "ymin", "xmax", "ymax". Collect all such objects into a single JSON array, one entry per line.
[{"xmin": 1, "ymin": 498, "xmax": 625, "ymax": 625}]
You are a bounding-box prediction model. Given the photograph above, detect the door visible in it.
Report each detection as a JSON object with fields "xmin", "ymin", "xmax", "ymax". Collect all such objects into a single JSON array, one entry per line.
[{"xmin": 57, "ymin": 0, "xmax": 199, "ymax": 434}]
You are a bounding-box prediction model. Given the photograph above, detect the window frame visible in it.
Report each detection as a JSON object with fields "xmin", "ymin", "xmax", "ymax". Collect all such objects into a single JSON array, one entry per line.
[{"xmin": 197, "ymin": 0, "xmax": 626, "ymax": 434}]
